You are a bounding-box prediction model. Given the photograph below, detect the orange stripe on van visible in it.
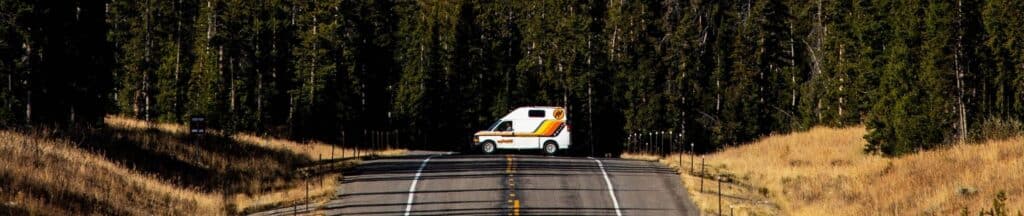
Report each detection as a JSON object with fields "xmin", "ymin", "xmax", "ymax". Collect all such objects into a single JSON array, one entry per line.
[{"xmin": 533, "ymin": 120, "xmax": 563, "ymax": 136}]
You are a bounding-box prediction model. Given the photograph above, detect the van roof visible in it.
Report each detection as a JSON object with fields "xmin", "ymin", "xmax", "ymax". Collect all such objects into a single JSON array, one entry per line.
[
  {"xmin": 499, "ymin": 106, "xmax": 566, "ymax": 120},
  {"xmin": 515, "ymin": 106, "xmax": 563, "ymax": 109}
]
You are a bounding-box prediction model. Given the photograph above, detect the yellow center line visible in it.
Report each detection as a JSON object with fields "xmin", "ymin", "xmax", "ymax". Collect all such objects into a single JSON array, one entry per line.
[
  {"xmin": 506, "ymin": 154, "xmax": 520, "ymax": 216},
  {"xmin": 513, "ymin": 199, "xmax": 520, "ymax": 216},
  {"xmin": 506, "ymin": 155, "xmax": 513, "ymax": 174}
]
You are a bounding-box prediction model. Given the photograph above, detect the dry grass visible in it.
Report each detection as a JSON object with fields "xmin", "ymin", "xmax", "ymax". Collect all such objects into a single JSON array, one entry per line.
[
  {"xmin": 0, "ymin": 116, "xmax": 405, "ymax": 215},
  {"xmin": 104, "ymin": 115, "xmax": 406, "ymax": 214},
  {"xmin": 231, "ymin": 133, "xmax": 407, "ymax": 161},
  {"xmin": 0, "ymin": 130, "xmax": 222, "ymax": 215},
  {"xmin": 103, "ymin": 115, "xmax": 190, "ymax": 135},
  {"xmin": 629, "ymin": 126, "xmax": 1024, "ymax": 215},
  {"xmin": 230, "ymin": 173, "xmax": 339, "ymax": 213},
  {"xmin": 106, "ymin": 116, "xmax": 406, "ymax": 161}
]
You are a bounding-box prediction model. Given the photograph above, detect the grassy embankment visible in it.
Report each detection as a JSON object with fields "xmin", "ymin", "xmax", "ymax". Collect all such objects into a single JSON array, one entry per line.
[
  {"xmin": 0, "ymin": 116, "xmax": 404, "ymax": 215},
  {"xmin": 625, "ymin": 126, "xmax": 1023, "ymax": 215}
]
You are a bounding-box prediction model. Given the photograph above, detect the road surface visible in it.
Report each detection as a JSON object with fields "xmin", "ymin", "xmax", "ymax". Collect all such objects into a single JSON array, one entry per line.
[{"xmin": 254, "ymin": 152, "xmax": 699, "ymax": 215}]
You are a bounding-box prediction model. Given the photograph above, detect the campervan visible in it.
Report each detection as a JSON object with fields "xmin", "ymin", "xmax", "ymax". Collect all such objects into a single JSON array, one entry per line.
[{"xmin": 472, "ymin": 106, "xmax": 571, "ymax": 154}]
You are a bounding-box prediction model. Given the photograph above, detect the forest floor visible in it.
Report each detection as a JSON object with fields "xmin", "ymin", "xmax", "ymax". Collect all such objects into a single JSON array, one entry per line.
[
  {"xmin": 0, "ymin": 116, "xmax": 404, "ymax": 215},
  {"xmin": 624, "ymin": 126, "xmax": 1024, "ymax": 216}
]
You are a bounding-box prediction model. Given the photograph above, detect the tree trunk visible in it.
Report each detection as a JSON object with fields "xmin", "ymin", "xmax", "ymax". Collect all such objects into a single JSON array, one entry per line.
[
  {"xmin": 790, "ymin": 24, "xmax": 797, "ymax": 108},
  {"xmin": 310, "ymin": 19, "xmax": 317, "ymax": 107},
  {"xmin": 588, "ymin": 83, "xmax": 594, "ymax": 156},
  {"xmin": 954, "ymin": 0, "xmax": 968, "ymax": 143},
  {"xmin": 24, "ymin": 42, "xmax": 31, "ymax": 124},
  {"xmin": 229, "ymin": 56, "xmax": 236, "ymax": 112},
  {"xmin": 174, "ymin": 0, "xmax": 182, "ymax": 121},
  {"xmin": 7, "ymin": 63, "xmax": 11, "ymax": 112},
  {"xmin": 839, "ymin": 44, "xmax": 844, "ymax": 119},
  {"xmin": 144, "ymin": 0, "xmax": 152, "ymax": 121}
]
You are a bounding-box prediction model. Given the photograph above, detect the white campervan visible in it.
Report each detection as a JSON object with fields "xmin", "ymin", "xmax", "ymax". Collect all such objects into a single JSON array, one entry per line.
[{"xmin": 472, "ymin": 106, "xmax": 571, "ymax": 155}]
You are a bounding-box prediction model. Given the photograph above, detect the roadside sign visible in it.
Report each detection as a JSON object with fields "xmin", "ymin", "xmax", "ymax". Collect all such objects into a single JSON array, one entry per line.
[{"xmin": 190, "ymin": 116, "xmax": 206, "ymax": 136}]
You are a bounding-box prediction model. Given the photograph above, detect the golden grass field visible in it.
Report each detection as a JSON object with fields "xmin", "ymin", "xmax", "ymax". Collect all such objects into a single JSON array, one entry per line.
[
  {"xmin": 0, "ymin": 129, "xmax": 222, "ymax": 215},
  {"xmin": 0, "ymin": 116, "xmax": 405, "ymax": 215},
  {"xmin": 627, "ymin": 126, "xmax": 1023, "ymax": 216},
  {"xmin": 104, "ymin": 116, "xmax": 406, "ymax": 161}
]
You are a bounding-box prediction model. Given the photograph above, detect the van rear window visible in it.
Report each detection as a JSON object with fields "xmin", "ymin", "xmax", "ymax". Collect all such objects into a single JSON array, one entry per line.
[{"xmin": 528, "ymin": 110, "xmax": 545, "ymax": 118}]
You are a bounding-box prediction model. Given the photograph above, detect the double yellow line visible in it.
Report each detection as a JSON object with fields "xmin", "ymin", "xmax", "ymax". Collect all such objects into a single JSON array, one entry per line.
[{"xmin": 506, "ymin": 155, "xmax": 520, "ymax": 216}]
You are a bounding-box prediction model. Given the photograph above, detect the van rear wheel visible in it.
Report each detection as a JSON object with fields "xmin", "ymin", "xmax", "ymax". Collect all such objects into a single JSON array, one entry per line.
[
  {"xmin": 481, "ymin": 141, "xmax": 496, "ymax": 154},
  {"xmin": 543, "ymin": 141, "xmax": 558, "ymax": 155}
]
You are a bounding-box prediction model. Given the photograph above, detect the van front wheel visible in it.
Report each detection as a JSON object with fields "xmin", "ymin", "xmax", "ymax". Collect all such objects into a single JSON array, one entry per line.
[
  {"xmin": 481, "ymin": 141, "xmax": 496, "ymax": 154},
  {"xmin": 543, "ymin": 141, "xmax": 558, "ymax": 155}
]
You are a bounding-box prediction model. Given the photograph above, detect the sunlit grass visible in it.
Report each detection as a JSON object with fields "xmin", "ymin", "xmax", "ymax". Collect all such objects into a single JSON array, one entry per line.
[
  {"xmin": 629, "ymin": 126, "xmax": 1024, "ymax": 215},
  {"xmin": 0, "ymin": 116, "xmax": 405, "ymax": 215},
  {"xmin": 0, "ymin": 130, "xmax": 222, "ymax": 215}
]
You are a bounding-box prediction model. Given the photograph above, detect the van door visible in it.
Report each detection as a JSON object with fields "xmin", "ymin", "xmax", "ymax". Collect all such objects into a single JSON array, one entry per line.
[
  {"xmin": 512, "ymin": 118, "xmax": 542, "ymax": 149},
  {"xmin": 492, "ymin": 121, "xmax": 515, "ymax": 147}
]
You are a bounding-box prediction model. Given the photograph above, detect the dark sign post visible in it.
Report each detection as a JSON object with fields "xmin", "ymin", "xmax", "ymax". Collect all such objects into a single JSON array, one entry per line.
[
  {"xmin": 188, "ymin": 116, "xmax": 206, "ymax": 163},
  {"xmin": 189, "ymin": 116, "xmax": 207, "ymax": 137}
]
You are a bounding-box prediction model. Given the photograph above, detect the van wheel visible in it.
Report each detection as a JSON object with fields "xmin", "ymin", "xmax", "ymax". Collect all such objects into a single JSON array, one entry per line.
[
  {"xmin": 543, "ymin": 141, "xmax": 558, "ymax": 155},
  {"xmin": 481, "ymin": 141, "xmax": 496, "ymax": 154}
]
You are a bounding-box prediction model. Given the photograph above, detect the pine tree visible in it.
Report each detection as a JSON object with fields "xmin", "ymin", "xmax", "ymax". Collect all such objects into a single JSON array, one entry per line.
[
  {"xmin": 1, "ymin": 0, "xmax": 1013, "ymax": 154},
  {"xmin": 188, "ymin": 0, "xmax": 226, "ymax": 127},
  {"xmin": 154, "ymin": 0, "xmax": 198, "ymax": 123},
  {"xmin": 849, "ymin": 0, "xmax": 886, "ymax": 126},
  {"xmin": 605, "ymin": 0, "xmax": 666, "ymax": 133},
  {"xmin": 289, "ymin": 0, "xmax": 342, "ymax": 139},
  {"xmin": 981, "ymin": 0, "xmax": 1024, "ymax": 119},
  {"xmin": 754, "ymin": 0, "xmax": 797, "ymax": 132},
  {"xmin": 919, "ymin": 0, "xmax": 958, "ymax": 146},
  {"xmin": 866, "ymin": 0, "xmax": 930, "ymax": 155},
  {"xmin": 0, "ymin": 0, "xmax": 33, "ymax": 125}
]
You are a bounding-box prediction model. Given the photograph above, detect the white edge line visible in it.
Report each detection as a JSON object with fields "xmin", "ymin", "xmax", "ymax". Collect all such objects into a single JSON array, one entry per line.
[
  {"xmin": 404, "ymin": 155, "xmax": 435, "ymax": 216},
  {"xmin": 593, "ymin": 158, "xmax": 623, "ymax": 216}
]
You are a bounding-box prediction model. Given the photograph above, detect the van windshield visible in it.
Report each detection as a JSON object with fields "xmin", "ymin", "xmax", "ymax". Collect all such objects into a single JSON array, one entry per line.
[
  {"xmin": 489, "ymin": 121, "xmax": 513, "ymax": 131},
  {"xmin": 487, "ymin": 120, "xmax": 503, "ymax": 131}
]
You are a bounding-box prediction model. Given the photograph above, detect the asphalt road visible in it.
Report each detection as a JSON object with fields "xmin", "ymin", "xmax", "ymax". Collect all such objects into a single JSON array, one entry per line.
[{"xmin": 255, "ymin": 152, "xmax": 698, "ymax": 216}]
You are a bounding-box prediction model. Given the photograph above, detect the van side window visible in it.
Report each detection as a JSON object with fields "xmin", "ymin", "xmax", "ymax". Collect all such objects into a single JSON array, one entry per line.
[
  {"xmin": 528, "ymin": 110, "xmax": 545, "ymax": 118},
  {"xmin": 494, "ymin": 121, "xmax": 513, "ymax": 131}
]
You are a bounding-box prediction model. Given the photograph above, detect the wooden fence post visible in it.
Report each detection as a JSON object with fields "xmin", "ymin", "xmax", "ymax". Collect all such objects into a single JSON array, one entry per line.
[
  {"xmin": 341, "ymin": 131, "xmax": 346, "ymax": 159},
  {"xmin": 700, "ymin": 156, "xmax": 705, "ymax": 193},
  {"xmin": 678, "ymin": 139, "xmax": 682, "ymax": 172},
  {"xmin": 690, "ymin": 143, "xmax": 695, "ymax": 173},
  {"xmin": 305, "ymin": 176, "xmax": 309, "ymax": 213},
  {"xmin": 718, "ymin": 176, "xmax": 722, "ymax": 216}
]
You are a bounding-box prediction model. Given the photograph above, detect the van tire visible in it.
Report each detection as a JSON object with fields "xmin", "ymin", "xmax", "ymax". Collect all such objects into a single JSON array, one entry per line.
[
  {"xmin": 481, "ymin": 141, "xmax": 497, "ymax": 154},
  {"xmin": 543, "ymin": 141, "xmax": 558, "ymax": 155}
]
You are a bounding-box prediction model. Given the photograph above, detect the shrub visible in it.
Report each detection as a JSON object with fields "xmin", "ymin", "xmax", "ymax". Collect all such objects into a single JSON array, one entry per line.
[
  {"xmin": 975, "ymin": 191, "xmax": 1013, "ymax": 216},
  {"xmin": 970, "ymin": 117, "xmax": 1024, "ymax": 142}
]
